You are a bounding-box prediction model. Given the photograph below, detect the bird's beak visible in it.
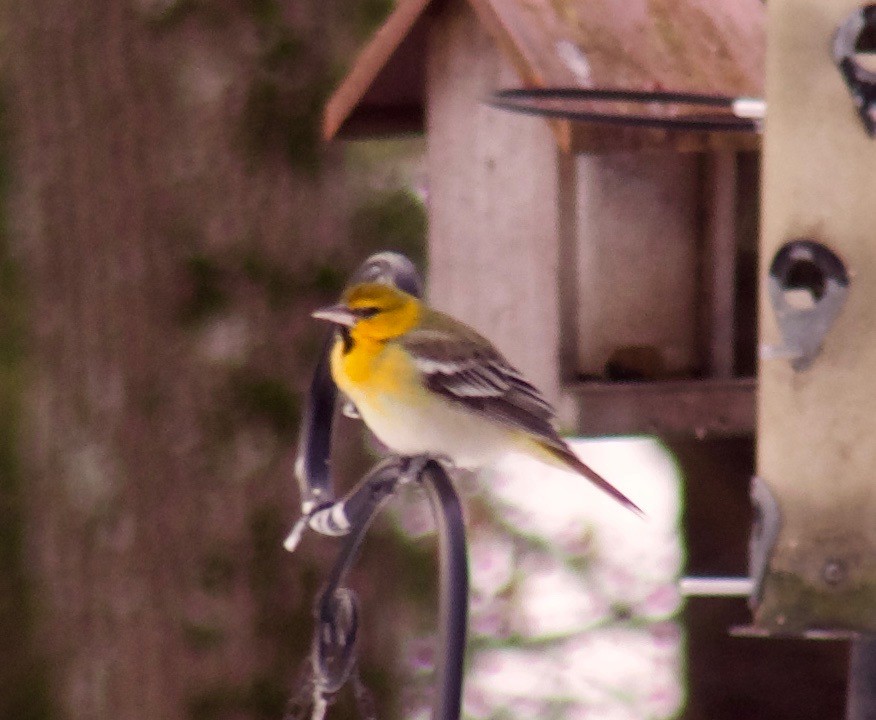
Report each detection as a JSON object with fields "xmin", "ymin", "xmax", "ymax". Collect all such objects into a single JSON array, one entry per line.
[{"xmin": 311, "ymin": 304, "xmax": 358, "ymax": 327}]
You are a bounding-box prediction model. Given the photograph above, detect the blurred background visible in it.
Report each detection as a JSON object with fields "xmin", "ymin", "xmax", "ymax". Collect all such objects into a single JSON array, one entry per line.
[
  {"xmin": 0, "ymin": 1, "xmax": 428, "ymax": 718},
  {"xmin": 0, "ymin": 1, "xmax": 850, "ymax": 720}
]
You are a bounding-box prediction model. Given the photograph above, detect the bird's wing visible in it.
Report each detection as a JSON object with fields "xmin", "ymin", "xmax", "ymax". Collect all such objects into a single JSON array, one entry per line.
[
  {"xmin": 398, "ymin": 323, "xmax": 558, "ymax": 440},
  {"xmin": 401, "ymin": 316, "xmax": 644, "ymax": 517}
]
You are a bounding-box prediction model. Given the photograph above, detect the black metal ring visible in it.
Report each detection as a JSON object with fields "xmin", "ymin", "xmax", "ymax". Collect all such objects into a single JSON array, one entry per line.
[{"xmin": 489, "ymin": 87, "xmax": 761, "ymax": 132}]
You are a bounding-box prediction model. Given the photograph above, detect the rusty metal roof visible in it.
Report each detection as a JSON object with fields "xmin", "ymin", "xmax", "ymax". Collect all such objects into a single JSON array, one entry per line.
[{"xmin": 323, "ymin": 0, "xmax": 764, "ymax": 148}]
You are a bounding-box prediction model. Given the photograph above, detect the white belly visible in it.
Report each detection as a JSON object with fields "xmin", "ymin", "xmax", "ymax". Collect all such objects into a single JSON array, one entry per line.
[{"xmin": 347, "ymin": 389, "xmax": 514, "ymax": 468}]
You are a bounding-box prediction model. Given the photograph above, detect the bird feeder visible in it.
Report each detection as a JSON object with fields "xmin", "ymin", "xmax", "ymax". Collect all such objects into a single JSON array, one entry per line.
[
  {"xmin": 753, "ymin": 0, "xmax": 876, "ymax": 639},
  {"xmin": 324, "ymin": 0, "xmax": 764, "ymax": 438}
]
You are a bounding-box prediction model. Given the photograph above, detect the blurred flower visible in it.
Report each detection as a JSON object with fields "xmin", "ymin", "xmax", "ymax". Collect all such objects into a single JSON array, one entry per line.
[
  {"xmin": 401, "ymin": 437, "xmax": 685, "ymax": 719},
  {"xmin": 404, "ymin": 636, "xmax": 436, "ymax": 676},
  {"xmin": 513, "ymin": 562, "xmax": 607, "ymax": 638},
  {"xmin": 469, "ymin": 533, "xmax": 515, "ymax": 598}
]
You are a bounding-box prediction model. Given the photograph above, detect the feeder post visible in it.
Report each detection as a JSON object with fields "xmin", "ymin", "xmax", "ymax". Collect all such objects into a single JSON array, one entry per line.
[{"xmin": 756, "ymin": 0, "xmax": 876, "ymax": 634}]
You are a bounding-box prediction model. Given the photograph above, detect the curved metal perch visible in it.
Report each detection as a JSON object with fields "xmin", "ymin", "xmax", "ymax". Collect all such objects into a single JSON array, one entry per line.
[{"xmin": 287, "ymin": 253, "xmax": 468, "ymax": 720}]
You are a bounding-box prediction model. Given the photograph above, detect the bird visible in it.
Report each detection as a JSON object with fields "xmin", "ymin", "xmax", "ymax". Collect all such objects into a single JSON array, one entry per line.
[{"xmin": 311, "ymin": 281, "xmax": 642, "ymax": 516}]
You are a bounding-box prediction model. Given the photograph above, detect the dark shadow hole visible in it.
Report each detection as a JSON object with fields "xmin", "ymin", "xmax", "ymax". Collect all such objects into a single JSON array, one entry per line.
[
  {"xmin": 784, "ymin": 258, "xmax": 826, "ymax": 303},
  {"xmin": 855, "ymin": 6, "xmax": 876, "ymax": 71},
  {"xmin": 856, "ymin": 7, "xmax": 876, "ymax": 53}
]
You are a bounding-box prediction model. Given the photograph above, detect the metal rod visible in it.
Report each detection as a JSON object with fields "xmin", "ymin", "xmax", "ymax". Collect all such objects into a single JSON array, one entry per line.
[
  {"xmin": 847, "ymin": 635, "xmax": 876, "ymax": 720},
  {"xmin": 316, "ymin": 460, "xmax": 404, "ymax": 602},
  {"xmin": 488, "ymin": 88, "xmax": 761, "ymax": 132},
  {"xmin": 420, "ymin": 461, "xmax": 469, "ymax": 720},
  {"xmin": 295, "ymin": 334, "xmax": 338, "ymax": 512},
  {"xmin": 292, "ymin": 253, "xmax": 469, "ymax": 720},
  {"xmin": 307, "ymin": 459, "xmax": 469, "ymax": 720},
  {"xmin": 679, "ymin": 576, "xmax": 754, "ymax": 597},
  {"xmin": 311, "ymin": 463, "xmax": 403, "ymax": 700}
]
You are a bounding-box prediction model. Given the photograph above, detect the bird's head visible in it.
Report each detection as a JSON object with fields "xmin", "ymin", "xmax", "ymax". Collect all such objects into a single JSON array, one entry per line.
[{"xmin": 311, "ymin": 282, "xmax": 421, "ymax": 341}]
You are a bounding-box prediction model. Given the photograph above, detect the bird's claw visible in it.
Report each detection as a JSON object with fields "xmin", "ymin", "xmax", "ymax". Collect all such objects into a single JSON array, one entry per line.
[
  {"xmin": 341, "ymin": 400, "xmax": 361, "ymax": 419},
  {"xmin": 398, "ymin": 454, "xmax": 452, "ymax": 484}
]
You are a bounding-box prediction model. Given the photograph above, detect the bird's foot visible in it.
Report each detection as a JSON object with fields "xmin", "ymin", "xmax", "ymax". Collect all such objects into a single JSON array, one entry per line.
[
  {"xmin": 341, "ymin": 400, "xmax": 361, "ymax": 419},
  {"xmin": 398, "ymin": 454, "xmax": 453, "ymax": 484}
]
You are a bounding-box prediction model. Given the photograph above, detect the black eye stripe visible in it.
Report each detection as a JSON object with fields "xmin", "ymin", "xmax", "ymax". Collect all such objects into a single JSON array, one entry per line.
[
  {"xmin": 341, "ymin": 327, "xmax": 354, "ymax": 354},
  {"xmin": 355, "ymin": 306, "xmax": 380, "ymax": 319}
]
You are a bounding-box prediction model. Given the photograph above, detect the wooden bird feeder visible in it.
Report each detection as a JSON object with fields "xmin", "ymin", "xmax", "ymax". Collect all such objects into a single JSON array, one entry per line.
[
  {"xmin": 324, "ymin": 0, "xmax": 765, "ymax": 438},
  {"xmin": 753, "ymin": 0, "xmax": 876, "ymax": 640}
]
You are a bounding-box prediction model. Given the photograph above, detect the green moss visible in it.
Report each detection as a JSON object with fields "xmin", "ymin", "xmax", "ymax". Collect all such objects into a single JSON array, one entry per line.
[
  {"xmin": 246, "ymin": 675, "xmax": 287, "ymax": 719},
  {"xmin": 186, "ymin": 685, "xmax": 245, "ymax": 720},
  {"xmin": 386, "ymin": 535, "xmax": 438, "ymax": 606},
  {"xmin": 230, "ymin": 370, "xmax": 300, "ymax": 438},
  {"xmin": 182, "ymin": 622, "xmax": 227, "ymax": 651},
  {"xmin": 357, "ymin": 663, "xmax": 392, "ymax": 714},
  {"xmin": 234, "ymin": 0, "xmax": 343, "ymax": 175},
  {"xmin": 145, "ymin": 0, "xmax": 234, "ymax": 30},
  {"xmin": 758, "ymin": 571, "xmax": 876, "ymax": 634},
  {"xmin": 350, "ymin": 188, "xmax": 427, "ymax": 269},
  {"xmin": 240, "ymin": 77, "xmax": 280, "ymax": 163},
  {"xmin": 309, "ymin": 262, "xmax": 346, "ymax": 296},
  {"xmin": 186, "ymin": 676, "xmax": 288, "ymax": 720},
  {"xmin": 242, "ymin": 0, "xmax": 281, "ymax": 27},
  {"xmin": 0, "ymin": 88, "xmax": 54, "ymax": 720},
  {"xmin": 352, "ymin": 0, "xmax": 396, "ymax": 40},
  {"xmin": 240, "ymin": 74, "xmax": 327, "ymax": 175},
  {"xmin": 183, "ymin": 510, "xmax": 319, "ymax": 720},
  {"xmin": 261, "ymin": 29, "xmax": 304, "ymax": 72},
  {"xmin": 179, "ymin": 254, "xmax": 229, "ymax": 326},
  {"xmin": 145, "ymin": 0, "xmax": 200, "ymax": 29},
  {"xmin": 239, "ymin": 249, "xmax": 297, "ymax": 309},
  {"xmin": 133, "ymin": 379, "xmax": 164, "ymax": 419},
  {"xmin": 200, "ymin": 551, "xmax": 236, "ymax": 595},
  {"xmin": 247, "ymin": 504, "xmax": 285, "ymax": 596}
]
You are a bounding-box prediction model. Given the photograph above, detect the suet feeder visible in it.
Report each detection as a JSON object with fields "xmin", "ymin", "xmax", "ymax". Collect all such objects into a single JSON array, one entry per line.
[
  {"xmin": 325, "ymin": 0, "xmax": 765, "ymax": 439},
  {"xmin": 753, "ymin": 0, "xmax": 876, "ymax": 641}
]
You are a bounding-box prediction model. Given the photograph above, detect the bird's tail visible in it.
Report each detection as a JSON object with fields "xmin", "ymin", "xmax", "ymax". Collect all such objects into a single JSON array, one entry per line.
[{"xmin": 532, "ymin": 438, "xmax": 645, "ymax": 517}]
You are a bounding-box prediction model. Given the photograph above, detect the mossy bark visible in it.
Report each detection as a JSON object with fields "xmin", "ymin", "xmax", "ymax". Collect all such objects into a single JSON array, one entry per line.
[{"xmin": 0, "ymin": 1, "xmax": 367, "ymax": 718}]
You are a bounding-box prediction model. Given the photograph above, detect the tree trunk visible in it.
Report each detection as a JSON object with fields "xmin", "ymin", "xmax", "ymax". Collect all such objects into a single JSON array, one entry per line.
[{"xmin": 2, "ymin": 1, "xmax": 355, "ymax": 718}]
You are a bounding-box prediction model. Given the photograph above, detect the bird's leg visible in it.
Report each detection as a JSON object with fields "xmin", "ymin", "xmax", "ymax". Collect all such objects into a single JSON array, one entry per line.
[{"xmin": 341, "ymin": 400, "xmax": 360, "ymax": 419}]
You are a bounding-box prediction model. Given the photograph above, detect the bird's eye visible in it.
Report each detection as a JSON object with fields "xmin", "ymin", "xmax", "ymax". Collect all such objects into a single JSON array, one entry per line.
[{"xmin": 357, "ymin": 306, "xmax": 380, "ymax": 319}]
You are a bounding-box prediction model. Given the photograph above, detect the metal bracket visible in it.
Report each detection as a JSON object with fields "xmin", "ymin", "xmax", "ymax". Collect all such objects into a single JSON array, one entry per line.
[
  {"xmin": 764, "ymin": 239, "xmax": 850, "ymax": 371},
  {"xmin": 678, "ymin": 477, "xmax": 780, "ymax": 607},
  {"xmin": 833, "ymin": 4, "xmax": 876, "ymax": 137},
  {"xmin": 748, "ymin": 476, "xmax": 781, "ymax": 610},
  {"xmin": 287, "ymin": 254, "xmax": 468, "ymax": 720}
]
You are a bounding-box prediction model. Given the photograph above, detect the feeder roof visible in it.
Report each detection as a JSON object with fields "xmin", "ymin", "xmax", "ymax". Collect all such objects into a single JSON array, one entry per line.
[{"xmin": 324, "ymin": 0, "xmax": 764, "ymax": 146}]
